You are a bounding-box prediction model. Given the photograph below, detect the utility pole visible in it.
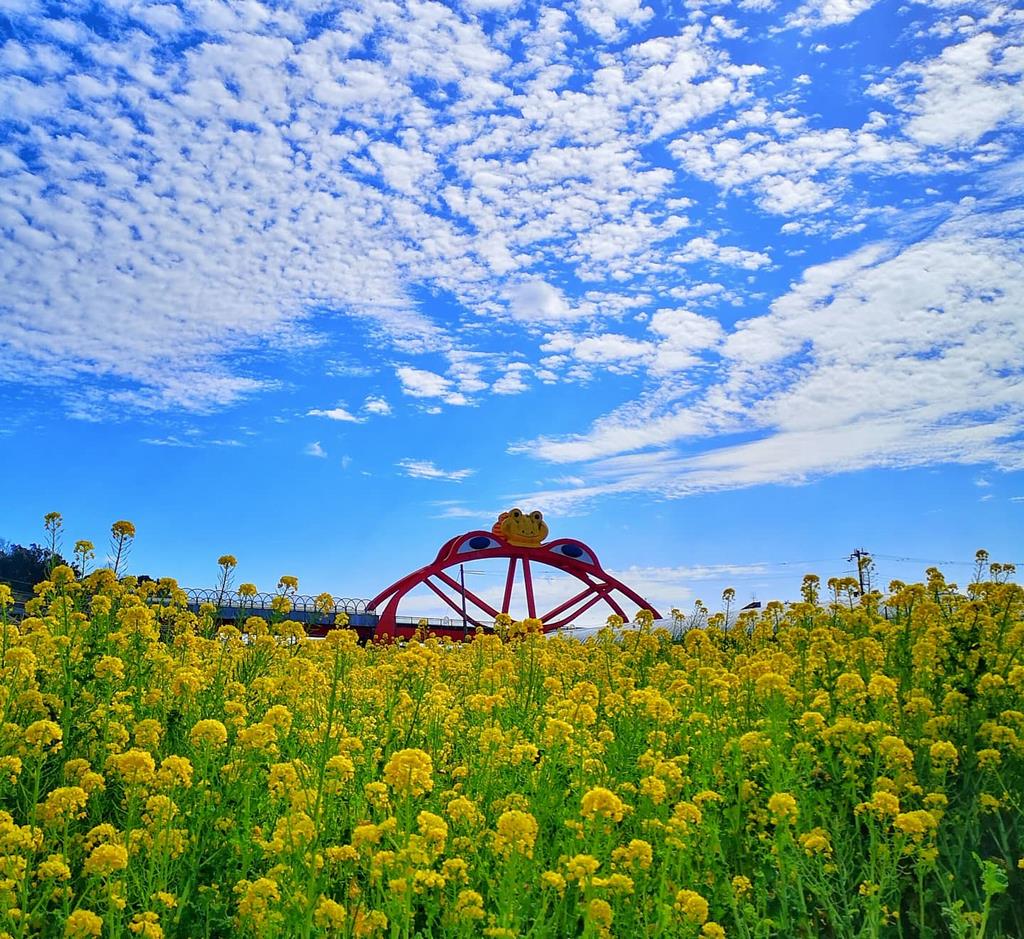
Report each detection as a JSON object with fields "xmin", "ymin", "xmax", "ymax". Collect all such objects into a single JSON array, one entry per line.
[
  {"xmin": 849, "ymin": 549, "xmax": 871, "ymax": 595},
  {"xmin": 457, "ymin": 567, "xmax": 485, "ymax": 633}
]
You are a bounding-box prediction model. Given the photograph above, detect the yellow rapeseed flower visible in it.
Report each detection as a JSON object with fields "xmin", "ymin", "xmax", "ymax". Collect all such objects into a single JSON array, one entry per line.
[
  {"xmin": 134, "ymin": 719, "xmax": 163, "ymax": 750},
  {"xmin": 353, "ymin": 909, "xmax": 388, "ymax": 936},
  {"xmin": 38, "ymin": 786, "xmax": 89, "ymax": 825},
  {"xmin": 494, "ymin": 809, "xmax": 539, "ymax": 858},
  {"xmin": 612, "ymin": 838, "xmax": 653, "ymax": 870},
  {"xmin": 36, "ymin": 854, "xmax": 72, "ymax": 881},
  {"xmin": 564, "ymin": 853, "xmax": 600, "ymax": 883},
  {"xmin": 580, "ymin": 786, "xmax": 626, "ymax": 822},
  {"xmin": 95, "ymin": 656, "xmax": 125, "ymax": 681},
  {"xmin": 262, "ymin": 705, "xmax": 293, "ymax": 732},
  {"xmin": 799, "ymin": 828, "xmax": 833, "ymax": 856},
  {"xmin": 540, "ymin": 871, "xmax": 566, "ymax": 893},
  {"xmin": 24, "ymin": 720, "xmax": 63, "ymax": 754},
  {"xmin": 731, "ymin": 875, "xmax": 752, "ymax": 896},
  {"xmin": 107, "ymin": 749, "xmax": 156, "ymax": 786},
  {"xmin": 189, "ymin": 719, "xmax": 228, "ymax": 749},
  {"xmin": 587, "ymin": 898, "xmax": 613, "ymax": 929},
  {"xmin": 675, "ymin": 889, "xmax": 709, "ymax": 924},
  {"xmin": 0, "ymin": 755, "xmax": 22, "ymax": 783},
  {"xmin": 236, "ymin": 877, "xmax": 281, "ymax": 928},
  {"xmin": 894, "ymin": 810, "xmax": 939, "ymax": 841},
  {"xmin": 417, "ymin": 811, "xmax": 448, "ymax": 852},
  {"xmin": 84, "ymin": 842, "xmax": 128, "ymax": 876},
  {"xmin": 446, "ymin": 795, "xmax": 483, "ymax": 827},
  {"xmin": 313, "ymin": 896, "xmax": 347, "ymax": 930},
  {"xmin": 382, "ymin": 748, "xmax": 433, "ymax": 797},
  {"xmin": 127, "ymin": 911, "xmax": 163, "ymax": 939},
  {"xmin": 65, "ymin": 910, "xmax": 103, "ymax": 938},
  {"xmin": 977, "ymin": 748, "xmax": 1001, "ymax": 768},
  {"xmin": 324, "ymin": 754, "xmax": 355, "ymax": 791},
  {"xmin": 767, "ymin": 792, "xmax": 798, "ymax": 824},
  {"xmin": 454, "ymin": 888, "xmax": 485, "ymax": 922},
  {"xmin": 158, "ymin": 756, "xmax": 193, "ymax": 789}
]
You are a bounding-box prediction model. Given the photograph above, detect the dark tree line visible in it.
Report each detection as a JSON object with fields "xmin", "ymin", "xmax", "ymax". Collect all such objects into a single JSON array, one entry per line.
[{"xmin": 0, "ymin": 539, "xmax": 70, "ymax": 596}]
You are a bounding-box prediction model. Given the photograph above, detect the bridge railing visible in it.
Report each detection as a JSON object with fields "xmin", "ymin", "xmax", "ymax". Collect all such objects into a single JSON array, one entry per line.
[{"xmin": 181, "ymin": 589, "xmax": 371, "ymax": 615}]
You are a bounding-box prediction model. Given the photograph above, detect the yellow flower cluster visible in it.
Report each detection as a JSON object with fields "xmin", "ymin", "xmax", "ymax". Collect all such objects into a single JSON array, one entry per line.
[
  {"xmin": 382, "ymin": 747, "xmax": 433, "ymax": 797},
  {"xmin": 0, "ymin": 547, "xmax": 1021, "ymax": 937},
  {"xmin": 580, "ymin": 786, "xmax": 627, "ymax": 822},
  {"xmin": 493, "ymin": 810, "xmax": 539, "ymax": 858}
]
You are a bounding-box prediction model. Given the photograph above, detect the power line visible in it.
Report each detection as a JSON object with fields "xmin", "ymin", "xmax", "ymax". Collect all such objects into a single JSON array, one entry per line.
[{"xmin": 872, "ymin": 553, "xmax": 1023, "ymax": 567}]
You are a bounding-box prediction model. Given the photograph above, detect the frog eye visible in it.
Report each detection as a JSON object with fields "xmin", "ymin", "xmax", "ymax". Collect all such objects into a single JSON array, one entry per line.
[
  {"xmin": 458, "ymin": 534, "xmax": 503, "ymax": 553},
  {"xmin": 548, "ymin": 541, "xmax": 595, "ymax": 565},
  {"xmin": 530, "ymin": 511, "xmax": 543, "ymax": 522},
  {"xmin": 510, "ymin": 508, "xmax": 523, "ymax": 518}
]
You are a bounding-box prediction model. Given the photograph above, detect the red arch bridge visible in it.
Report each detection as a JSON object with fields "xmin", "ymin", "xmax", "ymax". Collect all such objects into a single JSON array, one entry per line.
[{"xmin": 183, "ymin": 510, "xmax": 660, "ymax": 641}]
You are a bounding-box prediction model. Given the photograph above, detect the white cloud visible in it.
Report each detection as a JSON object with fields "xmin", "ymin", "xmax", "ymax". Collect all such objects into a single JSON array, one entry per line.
[
  {"xmin": 871, "ymin": 31, "xmax": 1024, "ymax": 148},
  {"xmin": 514, "ymin": 206, "xmax": 1024, "ymax": 501},
  {"xmin": 2, "ymin": 0, "xmax": 1022, "ymax": 480},
  {"xmin": 304, "ymin": 441, "xmax": 327, "ymax": 458},
  {"xmin": 672, "ymin": 237, "xmax": 771, "ymax": 270},
  {"xmin": 507, "ymin": 280, "xmax": 576, "ymax": 323},
  {"xmin": 141, "ymin": 435, "xmax": 199, "ymax": 448},
  {"xmin": 575, "ymin": 0, "xmax": 654, "ymax": 41},
  {"xmin": 530, "ymin": 307, "xmax": 724, "ymax": 385},
  {"xmin": 308, "ymin": 406, "xmax": 364, "ymax": 423},
  {"xmin": 491, "ymin": 362, "xmax": 531, "ymax": 395},
  {"xmin": 0, "ymin": 0, "xmax": 775, "ymax": 420},
  {"xmin": 648, "ymin": 307, "xmax": 724, "ymax": 374},
  {"xmin": 446, "ymin": 351, "xmax": 490, "ymax": 395},
  {"xmin": 132, "ymin": 3, "xmax": 184, "ymax": 34},
  {"xmin": 572, "ymin": 334, "xmax": 652, "ymax": 363},
  {"xmin": 671, "ymin": 20, "xmax": 1024, "ymax": 224},
  {"xmin": 398, "ymin": 459, "xmax": 475, "ymax": 482},
  {"xmin": 785, "ymin": 0, "xmax": 880, "ymax": 30},
  {"xmin": 396, "ymin": 366, "xmax": 452, "ymax": 398},
  {"xmin": 462, "ymin": 0, "xmax": 523, "ymax": 10},
  {"xmin": 429, "ymin": 500, "xmax": 494, "ymax": 518},
  {"xmin": 142, "ymin": 432, "xmax": 243, "ymax": 448},
  {"xmin": 362, "ymin": 395, "xmax": 392, "ymax": 416}
]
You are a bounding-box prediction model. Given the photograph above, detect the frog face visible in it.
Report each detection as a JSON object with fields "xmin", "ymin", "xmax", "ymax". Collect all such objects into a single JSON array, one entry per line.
[{"xmin": 492, "ymin": 508, "xmax": 549, "ymax": 546}]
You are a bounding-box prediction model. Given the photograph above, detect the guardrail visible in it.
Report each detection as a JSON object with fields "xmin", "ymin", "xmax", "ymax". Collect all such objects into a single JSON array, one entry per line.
[
  {"xmin": 177, "ymin": 590, "xmax": 488, "ymax": 633},
  {"xmin": 182, "ymin": 588, "xmax": 371, "ymax": 615}
]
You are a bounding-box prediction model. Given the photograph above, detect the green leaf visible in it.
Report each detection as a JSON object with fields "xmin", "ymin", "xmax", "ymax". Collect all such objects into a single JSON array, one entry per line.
[{"xmin": 973, "ymin": 853, "xmax": 1009, "ymax": 897}]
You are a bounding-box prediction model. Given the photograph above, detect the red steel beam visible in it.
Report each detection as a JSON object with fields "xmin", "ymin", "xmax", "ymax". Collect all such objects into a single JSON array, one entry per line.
[
  {"xmin": 522, "ymin": 558, "xmax": 537, "ymax": 619},
  {"xmin": 424, "ymin": 579, "xmax": 485, "ymax": 628},
  {"xmin": 501, "ymin": 557, "xmax": 517, "ymax": 614},
  {"xmin": 435, "ymin": 569, "xmax": 500, "ymax": 620}
]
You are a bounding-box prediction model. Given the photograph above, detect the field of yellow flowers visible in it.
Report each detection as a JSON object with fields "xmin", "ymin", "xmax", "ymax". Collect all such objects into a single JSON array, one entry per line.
[{"xmin": 1, "ymin": 551, "xmax": 1022, "ymax": 938}]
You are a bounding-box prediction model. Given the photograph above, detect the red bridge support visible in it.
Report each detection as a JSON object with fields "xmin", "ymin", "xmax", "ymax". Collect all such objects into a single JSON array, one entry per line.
[{"xmin": 368, "ymin": 516, "xmax": 660, "ymax": 638}]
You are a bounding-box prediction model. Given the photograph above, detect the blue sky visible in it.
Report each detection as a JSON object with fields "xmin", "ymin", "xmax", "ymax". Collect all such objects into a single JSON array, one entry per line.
[{"xmin": 1, "ymin": 0, "xmax": 1022, "ymax": 621}]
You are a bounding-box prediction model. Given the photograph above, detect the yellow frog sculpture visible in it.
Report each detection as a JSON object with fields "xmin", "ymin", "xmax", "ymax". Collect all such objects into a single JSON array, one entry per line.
[{"xmin": 492, "ymin": 508, "xmax": 549, "ymax": 547}]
